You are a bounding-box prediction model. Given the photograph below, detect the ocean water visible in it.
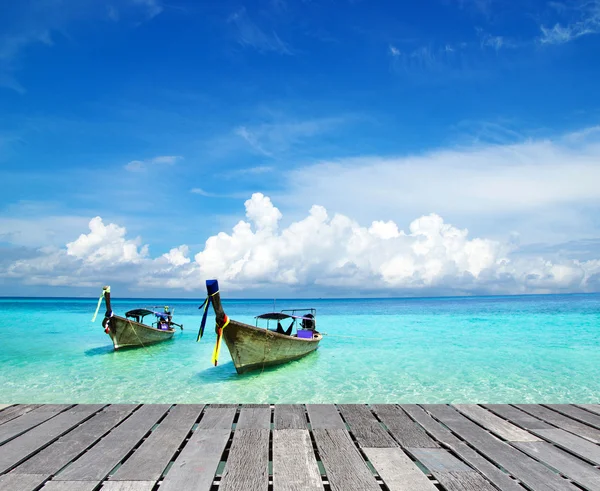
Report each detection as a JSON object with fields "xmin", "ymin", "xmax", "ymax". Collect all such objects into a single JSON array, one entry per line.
[{"xmin": 1, "ymin": 294, "xmax": 599, "ymax": 404}]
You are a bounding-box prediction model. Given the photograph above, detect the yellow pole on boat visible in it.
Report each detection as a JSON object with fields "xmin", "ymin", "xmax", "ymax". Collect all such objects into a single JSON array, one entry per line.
[{"xmin": 91, "ymin": 286, "xmax": 110, "ymax": 322}]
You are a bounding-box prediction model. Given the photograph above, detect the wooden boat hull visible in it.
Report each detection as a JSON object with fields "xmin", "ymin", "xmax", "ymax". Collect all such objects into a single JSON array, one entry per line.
[
  {"xmin": 222, "ymin": 320, "xmax": 321, "ymax": 373},
  {"xmin": 106, "ymin": 315, "xmax": 175, "ymax": 350}
]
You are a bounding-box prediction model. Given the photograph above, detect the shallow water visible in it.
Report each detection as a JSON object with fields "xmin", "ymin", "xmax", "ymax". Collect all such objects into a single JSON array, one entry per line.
[{"xmin": 1, "ymin": 294, "xmax": 599, "ymax": 403}]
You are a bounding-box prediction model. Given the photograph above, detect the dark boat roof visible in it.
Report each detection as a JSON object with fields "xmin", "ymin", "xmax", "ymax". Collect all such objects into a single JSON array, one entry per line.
[
  {"xmin": 256, "ymin": 312, "xmax": 314, "ymax": 321},
  {"xmin": 125, "ymin": 308, "xmax": 169, "ymax": 320}
]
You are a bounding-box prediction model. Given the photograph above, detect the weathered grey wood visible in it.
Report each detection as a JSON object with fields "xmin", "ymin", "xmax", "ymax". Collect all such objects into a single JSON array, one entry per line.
[
  {"xmin": 0, "ymin": 405, "xmax": 11, "ymax": 411},
  {"xmin": 544, "ymin": 405, "xmax": 600, "ymax": 431},
  {"xmin": 13, "ymin": 405, "xmax": 136, "ymax": 476},
  {"xmin": 372, "ymin": 405, "xmax": 438, "ymax": 448},
  {"xmin": 408, "ymin": 448, "xmax": 472, "ymax": 472},
  {"xmin": 111, "ymin": 404, "xmax": 204, "ymax": 481},
  {"xmin": 0, "ymin": 405, "xmax": 41, "ymax": 426},
  {"xmin": 41, "ymin": 482, "xmax": 98, "ymax": 490},
  {"xmin": 533, "ymin": 428, "xmax": 600, "ymax": 465},
  {"xmin": 0, "ymin": 473, "xmax": 47, "ymax": 491},
  {"xmin": 435, "ymin": 472, "xmax": 499, "ymax": 491},
  {"xmin": 515, "ymin": 404, "xmax": 600, "ymax": 443},
  {"xmin": 363, "ymin": 447, "xmax": 437, "ymax": 491},
  {"xmin": 0, "ymin": 405, "xmax": 72, "ymax": 445},
  {"xmin": 101, "ymin": 482, "xmax": 155, "ymax": 491},
  {"xmin": 514, "ymin": 441, "xmax": 600, "ymax": 491},
  {"xmin": 453, "ymin": 404, "xmax": 541, "ymax": 442},
  {"xmin": 424, "ymin": 404, "xmax": 578, "ymax": 491},
  {"xmin": 409, "ymin": 448, "xmax": 498, "ymax": 490},
  {"xmin": 236, "ymin": 406, "xmax": 271, "ymax": 429},
  {"xmin": 55, "ymin": 405, "xmax": 170, "ymax": 481},
  {"xmin": 576, "ymin": 405, "xmax": 600, "ymax": 416},
  {"xmin": 306, "ymin": 405, "xmax": 345, "ymax": 429},
  {"xmin": 0, "ymin": 405, "xmax": 105, "ymax": 474},
  {"xmin": 401, "ymin": 405, "xmax": 524, "ymax": 491},
  {"xmin": 312, "ymin": 429, "xmax": 381, "ymax": 491},
  {"xmin": 274, "ymin": 405, "xmax": 307, "ymax": 429},
  {"xmin": 273, "ymin": 429, "xmax": 323, "ymax": 491},
  {"xmin": 197, "ymin": 407, "xmax": 236, "ymax": 429},
  {"xmin": 160, "ymin": 428, "xmax": 231, "ymax": 491},
  {"xmin": 483, "ymin": 404, "xmax": 554, "ymax": 429},
  {"xmin": 337, "ymin": 404, "xmax": 397, "ymax": 447},
  {"xmin": 220, "ymin": 429, "xmax": 270, "ymax": 491}
]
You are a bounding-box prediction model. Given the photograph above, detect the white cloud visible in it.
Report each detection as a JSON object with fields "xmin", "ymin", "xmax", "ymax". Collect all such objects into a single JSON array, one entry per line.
[
  {"xmin": 389, "ymin": 45, "xmax": 400, "ymax": 57},
  {"xmin": 233, "ymin": 117, "xmax": 347, "ymax": 157},
  {"xmin": 66, "ymin": 216, "xmax": 148, "ymax": 265},
  {"xmin": 228, "ymin": 8, "xmax": 292, "ymax": 55},
  {"xmin": 162, "ymin": 245, "xmax": 190, "ymax": 267},
  {"xmin": 124, "ymin": 155, "xmax": 182, "ymax": 172},
  {"xmin": 268, "ymin": 127, "xmax": 600, "ymax": 245},
  {"xmin": 539, "ymin": 0, "xmax": 600, "ymax": 44},
  {"xmin": 3, "ymin": 193, "xmax": 600, "ymax": 296}
]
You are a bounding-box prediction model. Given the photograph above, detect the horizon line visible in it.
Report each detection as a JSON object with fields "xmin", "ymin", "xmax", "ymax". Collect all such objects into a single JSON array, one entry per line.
[{"xmin": 0, "ymin": 291, "xmax": 598, "ymax": 302}]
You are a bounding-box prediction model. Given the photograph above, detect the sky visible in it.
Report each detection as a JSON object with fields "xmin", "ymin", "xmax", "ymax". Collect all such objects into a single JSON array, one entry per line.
[{"xmin": 1, "ymin": 0, "xmax": 600, "ymax": 298}]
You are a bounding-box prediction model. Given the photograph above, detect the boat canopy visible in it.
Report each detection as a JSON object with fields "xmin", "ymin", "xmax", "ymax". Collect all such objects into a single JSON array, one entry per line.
[
  {"xmin": 125, "ymin": 308, "xmax": 169, "ymax": 320},
  {"xmin": 256, "ymin": 312, "xmax": 313, "ymax": 321}
]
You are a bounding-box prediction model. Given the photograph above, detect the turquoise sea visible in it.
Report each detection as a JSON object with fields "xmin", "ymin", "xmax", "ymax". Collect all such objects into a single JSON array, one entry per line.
[{"xmin": 1, "ymin": 294, "xmax": 599, "ymax": 404}]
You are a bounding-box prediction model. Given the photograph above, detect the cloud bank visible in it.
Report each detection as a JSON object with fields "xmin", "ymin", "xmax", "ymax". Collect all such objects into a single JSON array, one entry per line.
[{"xmin": 3, "ymin": 194, "xmax": 599, "ymax": 296}]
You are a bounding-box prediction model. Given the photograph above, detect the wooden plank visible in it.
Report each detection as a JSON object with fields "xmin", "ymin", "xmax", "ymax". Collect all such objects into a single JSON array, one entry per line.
[
  {"xmin": 515, "ymin": 404, "xmax": 600, "ymax": 443},
  {"xmin": 453, "ymin": 404, "xmax": 541, "ymax": 442},
  {"xmin": 533, "ymin": 428, "xmax": 600, "ymax": 465},
  {"xmin": 54, "ymin": 405, "xmax": 170, "ymax": 481},
  {"xmin": 363, "ymin": 447, "xmax": 437, "ymax": 491},
  {"xmin": 338, "ymin": 405, "xmax": 397, "ymax": 447},
  {"xmin": 306, "ymin": 405, "xmax": 345, "ymax": 429},
  {"xmin": 0, "ymin": 405, "xmax": 72, "ymax": 445},
  {"xmin": 544, "ymin": 405, "xmax": 600, "ymax": 431},
  {"xmin": 372, "ymin": 405, "xmax": 438, "ymax": 448},
  {"xmin": 41, "ymin": 482, "xmax": 98, "ymax": 490},
  {"xmin": 483, "ymin": 404, "xmax": 554, "ymax": 429},
  {"xmin": 408, "ymin": 448, "xmax": 498, "ymax": 490},
  {"xmin": 236, "ymin": 406, "xmax": 271, "ymax": 429},
  {"xmin": 0, "ymin": 405, "xmax": 105, "ymax": 474},
  {"xmin": 401, "ymin": 405, "xmax": 524, "ymax": 491},
  {"xmin": 220, "ymin": 429, "xmax": 270, "ymax": 491},
  {"xmin": 197, "ymin": 407, "xmax": 236, "ymax": 429},
  {"xmin": 101, "ymin": 482, "xmax": 155, "ymax": 491},
  {"xmin": 160, "ymin": 429, "xmax": 230, "ymax": 491},
  {"xmin": 424, "ymin": 404, "xmax": 578, "ymax": 491},
  {"xmin": 312, "ymin": 429, "xmax": 381, "ymax": 491},
  {"xmin": 274, "ymin": 405, "xmax": 307, "ymax": 430},
  {"xmin": 514, "ymin": 441, "xmax": 600, "ymax": 491},
  {"xmin": 0, "ymin": 405, "xmax": 11, "ymax": 411},
  {"xmin": 0, "ymin": 405, "xmax": 42, "ymax": 426},
  {"xmin": 408, "ymin": 448, "xmax": 472, "ymax": 472},
  {"xmin": 435, "ymin": 472, "xmax": 499, "ymax": 491},
  {"xmin": 273, "ymin": 429, "xmax": 323, "ymax": 491},
  {"xmin": 110, "ymin": 404, "xmax": 204, "ymax": 481},
  {"xmin": 13, "ymin": 405, "xmax": 136, "ymax": 476},
  {"xmin": 576, "ymin": 405, "xmax": 600, "ymax": 416},
  {"xmin": 0, "ymin": 473, "xmax": 47, "ymax": 491}
]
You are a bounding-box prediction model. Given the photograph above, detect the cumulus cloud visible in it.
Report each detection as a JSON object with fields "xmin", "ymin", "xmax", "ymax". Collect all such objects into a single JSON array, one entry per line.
[{"xmin": 3, "ymin": 194, "xmax": 599, "ymax": 296}]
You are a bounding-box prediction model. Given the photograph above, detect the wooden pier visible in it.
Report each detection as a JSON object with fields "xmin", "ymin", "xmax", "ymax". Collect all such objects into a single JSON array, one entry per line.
[{"xmin": 1, "ymin": 404, "xmax": 600, "ymax": 490}]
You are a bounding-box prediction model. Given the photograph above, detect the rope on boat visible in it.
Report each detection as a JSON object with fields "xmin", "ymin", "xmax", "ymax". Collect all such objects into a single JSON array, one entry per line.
[{"xmin": 126, "ymin": 318, "xmax": 154, "ymax": 357}]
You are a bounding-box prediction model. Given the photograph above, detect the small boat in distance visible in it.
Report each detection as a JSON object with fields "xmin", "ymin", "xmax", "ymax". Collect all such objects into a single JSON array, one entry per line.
[
  {"xmin": 198, "ymin": 279, "xmax": 322, "ymax": 373},
  {"xmin": 92, "ymin": 286, "xmax": 182, "ymax": 350}
]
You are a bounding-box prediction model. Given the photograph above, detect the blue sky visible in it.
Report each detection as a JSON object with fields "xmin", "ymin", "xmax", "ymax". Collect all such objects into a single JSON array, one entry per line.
[{"xmin": 1, "ymin": 0, "xmax": 600, "ymax": 297}]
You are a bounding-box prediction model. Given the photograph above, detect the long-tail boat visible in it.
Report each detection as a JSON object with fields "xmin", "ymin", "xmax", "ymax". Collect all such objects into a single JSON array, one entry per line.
[
  {"xmin": 197, "ymin": 279, "xmax": 322, "ymax": 373},
  {"xmin": 91, "ymin": 286, "xmax": 182, "ymax": 350}
]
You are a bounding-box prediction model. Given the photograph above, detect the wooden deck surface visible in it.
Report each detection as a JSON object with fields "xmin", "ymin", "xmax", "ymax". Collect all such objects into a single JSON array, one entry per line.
[{"xmin": 1, "ymin": 404, "xmax": 600, "ymax": 490}]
